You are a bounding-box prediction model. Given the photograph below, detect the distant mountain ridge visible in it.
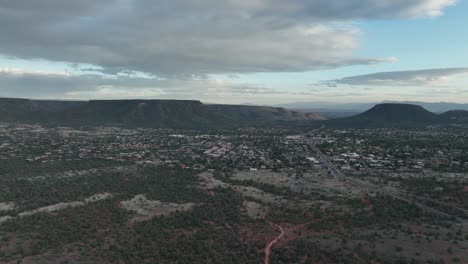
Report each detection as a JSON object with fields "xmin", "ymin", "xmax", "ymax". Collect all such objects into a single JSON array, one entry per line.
[
  {"xmin": 0, "ymin": 98, "xmax": 325, "ymax": 129},
  {"xmin": 440, "ymin": 110, "xmax": 468, "ymax": 122},
  {"xmin": 2, "ymin": 98, "xmax": 467, "ymax": 129},
  {"xmin": 322, "ymin": 103, "xmax": 448, "ymax": 128},
  {"xmin": 278, "ymin": 100, "xmax": 468, "ymax": 113},
  {"xmin": 0, "ymin": 98, "xmax": 84, "ymax": 123},
  {"xmin": 206, "ymin": 104, "xmax": 327, "ymax": 122}
]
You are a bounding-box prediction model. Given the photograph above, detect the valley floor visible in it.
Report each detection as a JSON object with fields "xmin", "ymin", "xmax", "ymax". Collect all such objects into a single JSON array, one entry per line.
[{"xmin": 0, "ymin": 124, "xmax": 467, "ymax": 263}]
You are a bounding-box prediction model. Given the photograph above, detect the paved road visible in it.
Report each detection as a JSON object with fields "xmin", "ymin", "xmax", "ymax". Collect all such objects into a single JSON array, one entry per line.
[{"xmin": 308, "ymin": 141, "xmax": 468, "ymax": 224}]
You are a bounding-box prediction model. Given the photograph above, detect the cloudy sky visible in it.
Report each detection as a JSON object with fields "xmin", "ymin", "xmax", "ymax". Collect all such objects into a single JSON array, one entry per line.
[{"xmin": 0, "ymin": 0, "xmax": 467, "ymax": 104}]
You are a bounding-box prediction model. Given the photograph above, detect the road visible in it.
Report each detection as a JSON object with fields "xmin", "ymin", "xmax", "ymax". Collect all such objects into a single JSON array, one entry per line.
[
  {"xmin": 308, "ymin": 141, "xmax": 468, "ymax": 224},
  {"xmin": 264, "ymin": 222, "xmax": 285, "ymax": 264}
]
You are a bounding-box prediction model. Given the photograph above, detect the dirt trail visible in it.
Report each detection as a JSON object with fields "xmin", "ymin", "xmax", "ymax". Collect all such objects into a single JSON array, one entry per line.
[{"xmin": 264, "ymin": 222, "xmax": 285, "ymax": 264}]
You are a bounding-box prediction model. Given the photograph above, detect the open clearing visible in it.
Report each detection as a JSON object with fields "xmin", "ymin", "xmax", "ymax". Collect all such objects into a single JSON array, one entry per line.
[
  {"xmin": 0, "ymin": 193, "xmax": 114, "ymax": 224},
  {"xmin": 120, "ymin": 194, "xmax": 195, "ymax": 222},
  {"xmin": 232, "ymin": 169, "xmax": 363, "ymax": 196},
  {"xmin": 0, "ymin": 202, "xmax": 15, "ymax": 212}
]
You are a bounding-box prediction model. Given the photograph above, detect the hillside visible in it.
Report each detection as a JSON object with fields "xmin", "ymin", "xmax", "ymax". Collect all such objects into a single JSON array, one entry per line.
[
  {"xmin": 0, "ymin": 98, "xmax": 324, "ymax": 129},
  {"xmin": 439, "ymin": 110, "xmax": 468, "ymax": 122},
  {"xmin": 323, "ymin": 103, "xmax": 445, "ymax": 128},
  {"xmin": 59, "ymin": 100, "xmax": 229, "ymax": 129},
  {"xmin": 0, "ymin": 98, "xmax": 84, "ymax": 123},
  {"xmin": 206, "ymin": 104, "xmax": 327, "ymax": 125},
  {"xmin": 278, "ymin": 101, "xmax": 468, "ymax": 113}
]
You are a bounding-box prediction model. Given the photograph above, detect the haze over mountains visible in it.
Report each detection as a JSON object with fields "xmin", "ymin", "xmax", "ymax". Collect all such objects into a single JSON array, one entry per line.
[
  {"xmin": 1, "ymin": 98, "xmax": 467, "ymax": 129},
  {"xmin": 323, "ymin": 103, "xmax": 454, "ymax": 128},
  {"xmin": 0, "ymin": 98, "xmax": 325, "ymax": 129},
  {"xmin": 440, "ymin": 110, "xmax": 468, "ymax": 122},
  {"xmin": 278, "ymin": 101, "xmax": 468, "ymax": 113}
]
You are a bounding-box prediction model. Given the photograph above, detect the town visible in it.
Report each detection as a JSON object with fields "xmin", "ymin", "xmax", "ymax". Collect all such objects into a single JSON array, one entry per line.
[{"xmin": 1, "ymin": 122, "xmax": 468, "ymax": 263}]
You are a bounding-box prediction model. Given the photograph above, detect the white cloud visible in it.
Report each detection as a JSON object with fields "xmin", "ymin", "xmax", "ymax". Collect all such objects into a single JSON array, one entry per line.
[
  {"xmin": 0, "ymin": 69, "xmax": 285, "ymax": 99},
  {"xmin": 0, "ymin": 0, "xmax": 460, "ymax": 102},
  {"xmin": 319, "ymin": 68, "xmax": 468, "ymax": 87},
  {"xmin": 0, "ymin": 0, "xmax": 456, "ymax": 76},
  {"xmin": 0, "ymin": 67, "xmax": 72, "ymax": 77}
]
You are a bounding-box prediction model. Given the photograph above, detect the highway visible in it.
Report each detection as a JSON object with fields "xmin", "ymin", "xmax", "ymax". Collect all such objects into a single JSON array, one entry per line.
[{"xmin": 308, "ymin": 141, "xmax": 468, "ymax": 224}]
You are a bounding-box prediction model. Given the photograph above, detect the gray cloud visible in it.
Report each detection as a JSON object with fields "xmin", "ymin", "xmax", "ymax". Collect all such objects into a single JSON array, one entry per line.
[
  {"xmin": 0, "ymin": 0, "xmax": 455, "ymax": 76},
  {"xmin": 319, "ymin": 68, "xmax": 468, "ymax": 87},
  {"xmin": 0, "ymin": 69, "xmax": 296, "ymax": 100}
]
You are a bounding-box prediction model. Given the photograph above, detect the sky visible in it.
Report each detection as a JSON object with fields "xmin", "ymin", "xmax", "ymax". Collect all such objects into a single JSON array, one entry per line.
[{"xmin": 0, "ymin": 0, "xmax": 467, "ymax": 105}]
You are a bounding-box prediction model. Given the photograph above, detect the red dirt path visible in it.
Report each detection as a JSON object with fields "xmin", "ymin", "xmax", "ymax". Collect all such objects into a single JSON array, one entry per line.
[{"xmin": 264, "ymin": 222, "xmax": 285, "ymax": 264}]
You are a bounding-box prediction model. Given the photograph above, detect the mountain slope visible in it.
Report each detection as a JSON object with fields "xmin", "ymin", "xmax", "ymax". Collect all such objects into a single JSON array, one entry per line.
[
  {"xmin": 0, "ymin": 98, "xmax": 84, "ymax": 123},
  {"xmin": 278, "ymin": 101, "xmax": 468, "ymax": 113},
  {"xmin": 0, "ymin": 98, "xmax": 324, "ymax": 128},
  {"xmin": 323, "ymin": 103, "xmax": 445, "ymax": 128},
  {"xmin": 440, "ymin": 110, "xmax": 468, "ymax": 122},
  {"xmin": 206, "ymin": 104, "xmax": 326, "ymax": 125},
  {"xmin": 59, "ymin": 100, "xmax": 231, "ymax": 129}
]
